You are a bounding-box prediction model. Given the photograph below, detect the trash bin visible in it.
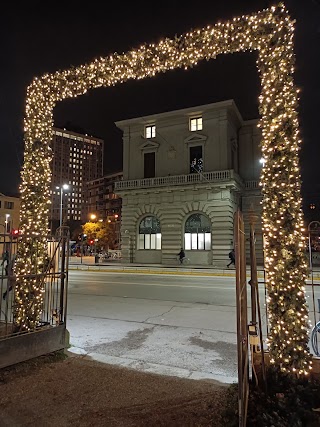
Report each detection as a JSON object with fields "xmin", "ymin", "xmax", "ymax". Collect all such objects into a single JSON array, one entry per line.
[{"xmin": 95, "ymin": 254, "xmax": 99, "ymax": 264}]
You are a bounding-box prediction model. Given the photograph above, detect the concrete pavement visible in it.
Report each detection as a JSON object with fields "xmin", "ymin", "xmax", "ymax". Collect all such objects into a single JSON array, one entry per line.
[
  {"xmin": 68, "ymin": 256, "xmax": 261, "ymax": 277},
  {"xmin": 65, "ymin": 262, "xmax": 320, "ymax": 384},
  {"xmin": 68, "ymin": 255, "xmax": 320, "ymax": 279}
]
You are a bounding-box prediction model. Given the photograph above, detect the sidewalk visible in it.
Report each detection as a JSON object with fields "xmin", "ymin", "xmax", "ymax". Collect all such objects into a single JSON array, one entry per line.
[
  {"xmin": 68, "ymin": 256, "xmax": 252, "ymax": 276},
  {"xmin": 68, "ymin": 256, "xmax": 320, "ymax": 279}
]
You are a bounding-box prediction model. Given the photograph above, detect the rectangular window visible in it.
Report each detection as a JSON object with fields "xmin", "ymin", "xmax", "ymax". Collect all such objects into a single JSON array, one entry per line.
[
  {"xmin": 145, "ymin": 125, "xmax": 156, "ymax": 139},
  {"xmin": 156, "ymin": 233, "xmax": 161, "ymax": 250},
  {"xmin": 191, "ymin": 233, "xmax": 198, "ymax": 250},
  {"xmin": 138, "ymin": 233, "xmax": 162, "ymax": 250},
  {"xmin": 205, "ymin": 233, "xmax": 211, "ymax": 250},
  {"xmin": 139, "ymin": 234, "xmax": 144, "ymax": 249},
  {"xmin": 145, "ymin": 234, "xmax": 151, "ymax": 249},
  {"xmin": 190, "ymin": 117, "xmax": 202, "ymax": 131},
  {"xmin": 150, "ymin": 234, "xmax": 156, "ymax": 249},
  {"xmin": 144, "ymin": 152, "xmax": 155, "ymax": 178},
  {"xmin": 4, "ymin": 201, "xmax": 14, "ymax": 209},
  {"xmin": 185, "ymin": 233, "xmax": 191, "ymax": 250},
  {"xmin": 190, "ymin": 145, "xmax": 203, "ymax": 173},
  {"xmin": 184, "ymin": 232, "xmax": 211, "ymax": 250},
  {"xmin": 198, "ymin": 233, "xmax": 205, "ymax": 250}
]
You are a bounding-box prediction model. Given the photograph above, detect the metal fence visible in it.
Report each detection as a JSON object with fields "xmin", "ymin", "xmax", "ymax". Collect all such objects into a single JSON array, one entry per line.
[{"xmin": 0, "ymin": 227, "xmax": 69, "ymax": 341}]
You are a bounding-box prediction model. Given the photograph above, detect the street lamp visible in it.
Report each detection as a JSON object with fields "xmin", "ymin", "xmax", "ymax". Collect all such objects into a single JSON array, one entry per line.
[
  {"xmin": 90, "ymin": 214, "xmax": 97, "ymax": 221},
  {"xmin": 5, "ymin": 214, "xmax": 10, "ymax": 233},
  {"xmin": 56, "ymin": 184, "xmax": 70, "ymax": 228}
]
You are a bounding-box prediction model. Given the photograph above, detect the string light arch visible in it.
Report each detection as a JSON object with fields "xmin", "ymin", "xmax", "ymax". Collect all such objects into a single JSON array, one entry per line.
[{"xmin": 18, "ymin": 2, "xmax": 312, "ymax": 375}]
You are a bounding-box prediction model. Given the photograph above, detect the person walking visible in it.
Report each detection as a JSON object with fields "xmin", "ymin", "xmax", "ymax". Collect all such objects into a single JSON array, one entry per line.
[
  {"xmin": 1, "ymin": 250, "xmax": 9, "ymax": 275},
  {"xmin": 2, "ymin": 254, "xmax": 16, "ymax": 300},
  {"xmin": 177, "ymin": 248, "xmax": 185, "ymax": 264},
  {"xmin": 227, "ymin": 249, "xmax": 235, "ymax": 268}
]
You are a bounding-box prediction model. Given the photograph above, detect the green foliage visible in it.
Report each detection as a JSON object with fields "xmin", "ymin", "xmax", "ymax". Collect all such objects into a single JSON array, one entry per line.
[
  {"xmin": 247, "ymin": 367, "xmax": 320, "ymax": 427},
  {"xmin": 82, "ymin": 220, "xmax": 117, "ymax": 250},
  {"xmin": 222, "ymin": 368, "xmax": 320, "ymax": 427},
  {"xmin": 221, "ymin": 383, "xmax": 239, "ymax": 426}
]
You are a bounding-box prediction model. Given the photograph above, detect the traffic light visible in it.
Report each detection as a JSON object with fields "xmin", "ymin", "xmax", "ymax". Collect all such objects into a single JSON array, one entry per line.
[
  {"xmin": 89, "ymin": 239, "xmax": 94, "ymax": 245},
  {"xmin": 12, "ymin": 229, "xmax": 19, "ymax": 237}
]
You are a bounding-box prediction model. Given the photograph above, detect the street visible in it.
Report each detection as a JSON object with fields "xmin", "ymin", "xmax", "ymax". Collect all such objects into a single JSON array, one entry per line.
[
  {"xmin": 66, "ymin": 271, "xmax": 265, "ymax": 384},
  {"xmin": 66, "ymin": 270, "xmax": 320, "ymax": 384}
]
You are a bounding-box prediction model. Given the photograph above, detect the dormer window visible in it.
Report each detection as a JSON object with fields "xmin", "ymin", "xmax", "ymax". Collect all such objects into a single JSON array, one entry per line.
[
  {"xmin": 190, "ymin": 117, "xmax": 203, "ymax": 131},
  {"xmin": 145, "ymin": 125, "xmax": 156, "ymax": 139}
]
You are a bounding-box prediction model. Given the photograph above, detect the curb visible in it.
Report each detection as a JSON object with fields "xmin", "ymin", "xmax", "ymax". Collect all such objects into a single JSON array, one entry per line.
[
  {"xmin": 68, "ymin": 264, "xmax": 262, "ymax": 278},
  {"xmin": 68, "ymin": 264, "xmax": 320, "ymax": 280}
]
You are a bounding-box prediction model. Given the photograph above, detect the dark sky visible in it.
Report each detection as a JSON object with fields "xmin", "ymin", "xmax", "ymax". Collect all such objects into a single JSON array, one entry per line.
[{"xmin": 2, "ymin": 1, "xmax": 320, "ymax": 205}]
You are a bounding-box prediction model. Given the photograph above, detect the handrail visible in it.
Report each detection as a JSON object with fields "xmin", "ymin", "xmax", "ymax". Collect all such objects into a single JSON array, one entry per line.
[{"xmin": 115, "ymin": 170, "xmax": 243, "ymax": 190}]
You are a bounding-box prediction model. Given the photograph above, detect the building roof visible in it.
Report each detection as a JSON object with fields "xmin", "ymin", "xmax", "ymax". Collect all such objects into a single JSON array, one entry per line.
[{"xmin": 115, "ymin": 99, "xmax": 246, "ymax": 129}]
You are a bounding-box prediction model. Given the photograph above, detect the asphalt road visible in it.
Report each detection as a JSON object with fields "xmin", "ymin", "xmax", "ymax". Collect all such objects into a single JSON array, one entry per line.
[
  {"xmin": 66, "ymin": 270, "xmax": 320, "ymax": 384},
  {"xmin": 66, "ymin": 271, "xmax": 264, "ymax": 384},
  {"xmin": 69, "ymin": 271, "xmax": 238, "ymax": 304}
]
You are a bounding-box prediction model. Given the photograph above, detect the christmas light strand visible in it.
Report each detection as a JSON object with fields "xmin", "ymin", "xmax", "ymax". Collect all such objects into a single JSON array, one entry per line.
[{"xmin": 17, "ymin": 3, "xmax": 312, "ymax": 374}]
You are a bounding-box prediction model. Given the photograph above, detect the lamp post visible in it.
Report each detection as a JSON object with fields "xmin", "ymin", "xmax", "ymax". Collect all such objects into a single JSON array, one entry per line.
[
  {"xmin": 5, "ymin": 214, "xmax": 10, "ymax": 233},
  {"xmin": 56, "ymin": 184, "xmax": 70, "ymax": 229}
]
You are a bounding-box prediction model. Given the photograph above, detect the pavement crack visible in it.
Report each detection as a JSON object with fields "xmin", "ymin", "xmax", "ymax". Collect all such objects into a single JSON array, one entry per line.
[{"xmin": 144, "ymin": 305, "xmax": 175, "ymax": 323}]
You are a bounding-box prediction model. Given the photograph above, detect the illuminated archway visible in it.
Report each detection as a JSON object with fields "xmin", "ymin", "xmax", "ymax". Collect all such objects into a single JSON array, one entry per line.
[{"xmin": 18, "ymin": 3, "xmax": 311, "ymax": 374}]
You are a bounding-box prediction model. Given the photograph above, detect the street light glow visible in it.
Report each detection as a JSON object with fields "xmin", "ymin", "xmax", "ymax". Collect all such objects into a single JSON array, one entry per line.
[{"xmin": 57, "ymin": 183, "xmax": 71, "ymax": 228}]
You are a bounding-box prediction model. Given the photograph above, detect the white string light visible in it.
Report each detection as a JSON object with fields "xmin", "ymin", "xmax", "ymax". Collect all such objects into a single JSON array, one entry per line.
[{"xmin": 16, "ymin": 3, "xmax": 312, "ymax": 375}]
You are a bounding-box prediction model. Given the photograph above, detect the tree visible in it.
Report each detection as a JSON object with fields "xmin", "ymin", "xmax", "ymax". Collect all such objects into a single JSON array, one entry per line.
[{"xmin": 82, "ymin": 220, "xmax": 117, "ymax": 251}]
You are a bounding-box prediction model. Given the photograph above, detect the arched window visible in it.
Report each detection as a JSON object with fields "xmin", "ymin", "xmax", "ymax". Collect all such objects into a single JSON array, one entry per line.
[
  {"xmin": 184, "ymin": 213, "xmax": 211, "ymax": 250},
  {"xmin": 138, "ymin": 216, "xmax": 161, "ymax": 250}
]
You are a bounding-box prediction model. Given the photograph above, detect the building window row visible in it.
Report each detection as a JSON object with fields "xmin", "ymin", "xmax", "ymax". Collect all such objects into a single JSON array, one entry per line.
[
  {"xmin": 4, "ymin": 201, "xmax": 14, "ymax": 209},
  {"xmin": 144, "ymin": 116, "xmax": 202, "ymax": 140},
  {"xmin": 138, "ymin": 216, "xmax": 161, "ymax": 249},
  {"xmin": 138, "ymin": 214, "xmax": 211, "ymax": 251},
  {"xmin": 143, "ymin": 144, "xmax": 203, "ymax": 178}
]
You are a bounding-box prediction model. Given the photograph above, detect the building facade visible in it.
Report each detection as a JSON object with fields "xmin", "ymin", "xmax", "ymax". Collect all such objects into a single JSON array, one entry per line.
[
  {"xmin": 115, "ymin": 100, "xmax": 263, "ymax": 266},
  {"xmin": 0, "ymin": 193, "xmax": 20, "ymax": 235},
  {"xmin": 84, "ymin": 172, "xmax": 123, "ymax": 249},
  {"xmin": 50, "ymin": 127, "xmax": 104, "ymax": 229}
]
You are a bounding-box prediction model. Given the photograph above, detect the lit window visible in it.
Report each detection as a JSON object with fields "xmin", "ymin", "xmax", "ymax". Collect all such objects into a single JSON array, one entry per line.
[
  {"xmin": 184, "ymin": 213, "xmax": 211, "ymax": 250},
  {"xmin": 145, "ymin": 125, "xmax": 156, "ymax": 139},
  {"xmin": 190, "ymin": 117, "xmax": 203, "ymax": 131},
  {"xmin": 138, "ymin": 216, "xmax": 161, "ymax": 250}
]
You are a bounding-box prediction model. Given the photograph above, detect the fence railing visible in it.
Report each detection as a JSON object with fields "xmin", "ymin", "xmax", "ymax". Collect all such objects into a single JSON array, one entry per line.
[
  {"xmin": 115, "ymin": 169, "xmax": 244, "ymax": 190},
  {"xmin": 245, "ymin": 180, "xmax": 260, "ymax": 190},
  {"xmin": 0, "ymin": 227, "xmax": 69, "ymax": 341}
]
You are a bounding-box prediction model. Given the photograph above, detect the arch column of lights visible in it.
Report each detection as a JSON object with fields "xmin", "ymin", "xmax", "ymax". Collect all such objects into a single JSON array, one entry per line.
[{"xmin": 18, "ymin": 3, "xmax": 311, "ymax": 374}]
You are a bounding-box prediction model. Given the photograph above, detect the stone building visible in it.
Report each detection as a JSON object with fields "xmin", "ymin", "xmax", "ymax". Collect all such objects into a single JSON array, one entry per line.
[
  {"xmin": 115, "ymin": 100, "xmax": 263, "ymax": 266},
  {"xmin": 84, "ymin": 171, "xmax": 123, "ymax": 249},
  {"xmin": 0, "ymin": 193, "xmax": 20, "ymax": 235},
  {"xmin": 50, "ymin": 127, "xmax": 104, "ymax": 228}
]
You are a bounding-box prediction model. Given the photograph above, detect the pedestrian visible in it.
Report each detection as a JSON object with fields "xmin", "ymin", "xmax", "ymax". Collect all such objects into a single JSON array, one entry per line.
[
  {"xmin": 227, "ymin": 249, "xmax": 235, "ymax": 268},
  {"xmin": 2, "ymin": 254, "xmax": 16, "ymax": 300},
  {"xmin": 1, "ymin": 250, "xmax": 9, "ymax": 275},
  {"xmin": 177, "ymin": 248, "xmax": 185, "ymax": 264}
]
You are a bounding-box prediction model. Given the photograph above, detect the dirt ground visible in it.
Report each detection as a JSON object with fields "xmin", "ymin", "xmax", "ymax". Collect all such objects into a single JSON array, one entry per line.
[{"xmin": 0, "ymin": 352, "xmax": 233, "ymax": 427}]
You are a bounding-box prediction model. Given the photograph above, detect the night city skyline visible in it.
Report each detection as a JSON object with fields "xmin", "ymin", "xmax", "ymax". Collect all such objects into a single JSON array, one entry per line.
[{"xmin": 2, "ymin": 1, "xmax": 320, "ymax": 213}]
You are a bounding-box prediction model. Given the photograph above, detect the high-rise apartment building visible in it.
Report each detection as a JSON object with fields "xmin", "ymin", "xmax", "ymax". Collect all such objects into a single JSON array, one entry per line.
[
  {"xmin": 84, "ymin": 171, "xmax": 123, "ymax": 221},
  {"xmin": 84, "ymin": 172, "xmax": 123, "ymax": 249},
  {"xmin": 50, "ymin": 127, "xmax": 104, "ymax": 227}
]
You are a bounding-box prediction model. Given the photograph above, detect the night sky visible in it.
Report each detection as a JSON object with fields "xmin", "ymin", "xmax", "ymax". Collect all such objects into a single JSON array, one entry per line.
[{"xmin": 2, "ymin": 1, "xmax": 320, "ymax": 210}]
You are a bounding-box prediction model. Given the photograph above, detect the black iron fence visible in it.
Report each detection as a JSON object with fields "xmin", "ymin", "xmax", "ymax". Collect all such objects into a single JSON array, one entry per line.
[{"xmin": 0, "ymin": 227, "xmax": 69, "ymax": 341}]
